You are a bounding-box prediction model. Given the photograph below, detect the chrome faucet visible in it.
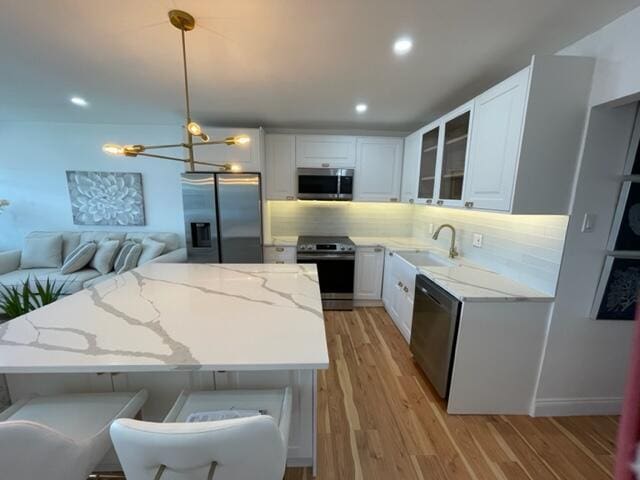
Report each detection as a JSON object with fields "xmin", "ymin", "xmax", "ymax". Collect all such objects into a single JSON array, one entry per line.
[{"xmin": 432, "ymin": 224, "xmax": 458, "ymax": 259}]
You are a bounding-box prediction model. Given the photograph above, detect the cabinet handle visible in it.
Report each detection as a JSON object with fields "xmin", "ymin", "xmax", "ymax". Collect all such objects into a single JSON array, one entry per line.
[
  {"xmin": 374, "ymin": 248, "xmax": 382, "ymax": 253},
  {"xmin": 275, "ymin": 247, "xmax": 284, "ymax": 252},
  {"xmin": 437, "ymin": 200, "xmax": 444, "ymax": 205},
  {"xmin": 426, "ymin": 199, "xmax": 432, "ymax": 204},
  {"xmin": 464, "ymin": 201, "xmax": 474, "ymax": 208},
  {"xmin": 321, "ymin": 163, "xmax": 330, "ymax": 168},
  {"xmin": 388, "ymin": 252, "xmax": 394, "ymax": 257},
  {"xmin": 390, "ymin": 197, "xmax": 398, "ymax": 202},
  {"xmin": 403, "ymin": 286, "xmax": 409, "ymax": 293},
  {"xmin": 398, "ymin": 281, "xmax": 404, "ymax": 288},
  {"xmin": 286, "ymin": 195, "xmax": 295, "ymax": 200},
  {"xmin": 409, "ymin": 198, "xmax": 414, "ymax": 204}
]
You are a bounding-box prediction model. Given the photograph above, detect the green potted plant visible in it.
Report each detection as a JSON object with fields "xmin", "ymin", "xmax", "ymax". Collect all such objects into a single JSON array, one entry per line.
[{"xmin": 0, "ymin": 277, "xmax": 66, "ymax": 321}]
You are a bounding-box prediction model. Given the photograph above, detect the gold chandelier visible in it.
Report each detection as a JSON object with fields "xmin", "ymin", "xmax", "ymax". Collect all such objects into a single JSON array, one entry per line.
[{"xmin": 102, "ymin": 10, "xmax": 249, "ymax": 172}]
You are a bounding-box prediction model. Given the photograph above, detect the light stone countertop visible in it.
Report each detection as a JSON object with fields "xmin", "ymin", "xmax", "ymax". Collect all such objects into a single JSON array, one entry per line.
[{"xmin": 0, "ymin": 263, "xmax": 328, "ymax": 374}]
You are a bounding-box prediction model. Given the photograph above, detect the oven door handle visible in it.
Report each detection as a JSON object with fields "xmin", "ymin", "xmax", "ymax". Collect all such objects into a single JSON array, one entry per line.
[{"xmin": 297, "ymin": 254, "xmax": 355, "ymax": 261}]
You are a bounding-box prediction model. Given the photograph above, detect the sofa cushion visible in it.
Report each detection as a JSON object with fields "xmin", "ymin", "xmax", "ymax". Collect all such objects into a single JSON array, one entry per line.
[
  {"xmin": 20, "ymin": 234, "xmax": 63, "ymax": 269},
  {"xmin": 125, "ymin": 232, "xmax": 179, "ymax": 254},
  {"xmin": 0, "ymin": 268, "xmax": 101, "ymax": 295},
  {"xmin": 28, "ymin": 232, "xmax": 81, "ymax": 260},
  {"xmin": 61, "ymin": 242, "xmax": 97, "ymax": 274},
  {"xmin": 117, "ymin": 243, "xmax": 142, "ymax": 274},
  {"xmin": 90, "ymin": 239, "xmax": 120, "ymax": 274},
  {"xmin": 80, "ymin": 232, "xmax": 127, "ymax": 245},
  {"xmin": 83, "ymin": 272, "xmax": 116, "ymax": 289},
  {"xmin": 138, "ymin": 238, "xmax": 165, "ymax": 266},
  {"xmin": 113, "ymin": 241, "xmax": 136, "ymax": 273}
]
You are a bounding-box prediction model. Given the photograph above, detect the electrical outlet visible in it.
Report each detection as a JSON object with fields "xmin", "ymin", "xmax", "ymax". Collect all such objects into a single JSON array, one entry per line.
[
  {"xmin": 428, "ymin": 223, "xmax": 434, "ymax": 234},
  {"xmin": 472, "ymin": 233, "xmax": 483, "ymax": 248}
]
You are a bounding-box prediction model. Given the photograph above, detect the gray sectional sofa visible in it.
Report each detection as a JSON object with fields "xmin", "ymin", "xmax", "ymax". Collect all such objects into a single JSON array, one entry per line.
[{"xmin": 0, "ymin": 231, "xmax": 186, "ymax": 297}]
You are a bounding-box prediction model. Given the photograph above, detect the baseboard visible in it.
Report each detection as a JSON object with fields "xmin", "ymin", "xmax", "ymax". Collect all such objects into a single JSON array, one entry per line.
[
  {"xmin": 532, "ymin": 396, "xmax": 623, "ymax": 416},
  {"xmin": 286, "ymin": 457, "xmax": 313, "ymax": 468}
]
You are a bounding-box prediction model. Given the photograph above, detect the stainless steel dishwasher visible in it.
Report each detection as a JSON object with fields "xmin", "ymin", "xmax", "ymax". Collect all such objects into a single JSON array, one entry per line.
[{"xmin": 410, "ymin": 274, "xmax": 462, "ymax": 398}]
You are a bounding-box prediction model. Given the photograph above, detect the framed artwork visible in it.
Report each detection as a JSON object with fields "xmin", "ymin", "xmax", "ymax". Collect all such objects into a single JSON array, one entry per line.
[
  {"xmin": 66, "ymin": 171, "xmax": 145, "ymax": 226},
  {"xmin": 592, "ymin": 256, "xmax": 640, "ymax": 321},
  {"xmin": 608, "ymin": 181, "xmax": 640, "ymax": 252}
]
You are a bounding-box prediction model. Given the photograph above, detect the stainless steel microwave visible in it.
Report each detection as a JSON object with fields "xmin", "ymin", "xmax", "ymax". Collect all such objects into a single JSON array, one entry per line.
[{"xmin": 296, "ymin": 168, "xmax": 354, "ymax": 200}]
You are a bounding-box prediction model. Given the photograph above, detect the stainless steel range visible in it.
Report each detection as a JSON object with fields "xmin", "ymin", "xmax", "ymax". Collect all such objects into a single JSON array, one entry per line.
[{"xmin": 296, "ymin": 236, "xmax": 355, "ymax": 310}]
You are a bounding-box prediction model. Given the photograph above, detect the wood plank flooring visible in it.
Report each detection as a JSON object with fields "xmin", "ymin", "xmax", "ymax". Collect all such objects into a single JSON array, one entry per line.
[{"xmin": 284, "ymin": 307, "xmax": 619, "ymax": 480}]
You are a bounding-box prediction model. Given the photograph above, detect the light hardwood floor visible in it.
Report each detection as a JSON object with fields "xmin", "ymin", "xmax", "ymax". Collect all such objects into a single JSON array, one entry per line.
[{"xmin": 284, "ymin": 307, "xmax": 618, "ymax": 480}]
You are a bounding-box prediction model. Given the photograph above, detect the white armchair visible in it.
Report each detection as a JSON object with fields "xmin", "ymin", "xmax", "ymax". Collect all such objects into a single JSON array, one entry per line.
[
  {"xmin": 0, "ymin": 390, "xmax": 148, "ymax": 480},
  {"xmin": 111, "ymin": 388, "xmax": 292, "ymax": 480}
]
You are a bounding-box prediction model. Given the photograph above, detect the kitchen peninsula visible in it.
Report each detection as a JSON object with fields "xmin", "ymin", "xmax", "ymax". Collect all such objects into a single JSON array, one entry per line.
[{"xmin": 0, "ymin": 263, "xmax": 328, "ymax": 470}]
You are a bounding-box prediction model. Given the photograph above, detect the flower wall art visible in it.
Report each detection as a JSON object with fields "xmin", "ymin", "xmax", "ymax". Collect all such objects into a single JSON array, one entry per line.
[{"xmin": 66, "ymin": 171, "xmax": 145, "ymax": 226}]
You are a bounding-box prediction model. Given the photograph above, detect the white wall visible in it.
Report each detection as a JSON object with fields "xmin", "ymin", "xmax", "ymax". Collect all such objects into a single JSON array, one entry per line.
[
  {"xmin": 0, "ymin": 122, "xmax": 186, "ymax": 250},
  {"xmin": 559, "ymin": 6, "xmax": 640, "ymax": 108},
  {"xmin": 412, "ymin": 208, "xmax": 567, "ymax": 296},
  {"xmin": 531, "ymin": 6, "xmax": 640, "ymax": 414}
]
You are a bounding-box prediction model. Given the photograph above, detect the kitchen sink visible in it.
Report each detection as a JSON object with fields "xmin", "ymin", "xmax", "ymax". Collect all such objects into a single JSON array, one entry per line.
[{"xmin": 395, "ymin": 250, "xmax": 456, "ymax": 268}]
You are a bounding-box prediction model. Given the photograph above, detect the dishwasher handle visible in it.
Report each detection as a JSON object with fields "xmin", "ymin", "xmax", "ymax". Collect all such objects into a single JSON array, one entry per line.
[{"xmin": 419, "ymin": 286, "xmax": 443, "ymax": 306}]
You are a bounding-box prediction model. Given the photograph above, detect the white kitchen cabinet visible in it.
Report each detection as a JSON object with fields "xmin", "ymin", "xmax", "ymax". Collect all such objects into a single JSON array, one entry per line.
[
  {"xmin": 194, "ymin": 127, "xmax": 263, "ymax": 173},
  {"xmin": 295, "ymin": 135, "xmax": 356, "ymax": 168},
  {"xmin": 354, "ymin": 246, "xmax": 385, "ymax": 301},
  {"xmin": 401, "ymin": 130, "xmax": 421, "ymax": 203},
  {"xmin": 463, "ymin": 55, "xmax": 594, "ymax": 213},
  {"xmin": 381, "ymin": 250, "xmax": 417, "ymax": 343},
  {"xmin": 414, "ymin": 103, "xmax": 473, "ymax": 207},
  {"xmin": 263, "ymin": 246, "xmax": 296, "ymax": 264},
  {"xmin": 265, "ymin": 134, "xmax": 296, "ymax": 200},
  {"xmin": 354, "ymin": 137, "xmax": 403, "ymax": 202}
]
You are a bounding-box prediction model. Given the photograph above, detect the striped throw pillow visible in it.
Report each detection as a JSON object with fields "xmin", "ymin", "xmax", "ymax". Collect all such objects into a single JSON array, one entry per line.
[
  {"xmin": 61, "ymin": 242, "xmax": 97, "ymax": 274},
  {"xmin": 113, "ymin": 241, "xmax": 137, "ymax": 273},
  {"xmin": 117, "ymin": 243, "xmax": 143, "ymax": 274}
]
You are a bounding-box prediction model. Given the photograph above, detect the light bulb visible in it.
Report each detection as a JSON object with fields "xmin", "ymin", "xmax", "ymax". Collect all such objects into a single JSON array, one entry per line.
[
  {"xmin": 234, "ymin": 135, "xmax": 250, "ymax": 145},
  {"xmin": 187, "ymin": 122, "xmax": 202, "ymax": 136},
  {"xmin": 103, "ymin": 144, "xmax": 124, "ymax": 156},
  {"xmin": 230, "ymin": 164, "xmax": 242, "ymax": 172},
  {"xmin": 201, "ymin": 133, "xmax": 210, "ymax": 142}
]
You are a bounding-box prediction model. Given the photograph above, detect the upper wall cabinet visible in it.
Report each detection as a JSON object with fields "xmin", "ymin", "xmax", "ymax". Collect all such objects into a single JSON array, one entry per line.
[
  {"xmin": 463, "ymin": 55, "xmax": 595, "ymax": 214},
  {"xmin": 265, "ymin": 134, "xmax": 296, "ymax": 200},
  {"xmin": 295, "ymin": 135, "xmax": 356, "ymax": 168},
  {"xmin": 400, "ymin": 130, "xmax": 421, "ymax": 203},
  {"xmin": 195, "ymin": 127, "xmax": 263, "ymax": 173},
  {"xmin": 414, "ymin": 102, "xmax": 473, "ymax": 207},
  {"xmin": 354, "ymin": 137, "xmax": 403, "ymax": 202}
]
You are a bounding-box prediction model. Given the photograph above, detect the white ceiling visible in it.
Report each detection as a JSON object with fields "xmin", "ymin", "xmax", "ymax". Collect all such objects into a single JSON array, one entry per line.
[{"xmin": 1, "ymin": 0, "xmax": 639, "ymax": 131}]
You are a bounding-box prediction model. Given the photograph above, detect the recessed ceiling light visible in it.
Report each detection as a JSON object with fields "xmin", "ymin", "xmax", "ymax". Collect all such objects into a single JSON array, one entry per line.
[
  {"xmin": 393, "ymin": 37, "xmax": 413, "ymax": 56},
  {"xmin": 70, "ymin": 96, "xmax": 89, "ymax": 107},
  {"xmin": 355, "ymin": 103, "xmax": 368, "ymax": 114}
]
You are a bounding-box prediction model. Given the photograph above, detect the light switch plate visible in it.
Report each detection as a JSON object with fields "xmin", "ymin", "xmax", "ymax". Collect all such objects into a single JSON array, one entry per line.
[{"xmin": 472, "ymin": 233, "xmax": 483, "ymax": 248}]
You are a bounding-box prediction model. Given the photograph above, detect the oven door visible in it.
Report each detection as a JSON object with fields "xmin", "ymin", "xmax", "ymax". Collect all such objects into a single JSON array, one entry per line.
[
  {"xmin": 297, "ymin": 253, "xmax": 355, "ymax": 310},
  {"xmin": 297, "ymin": 168, "xmax": 353, "ymax": 200}
]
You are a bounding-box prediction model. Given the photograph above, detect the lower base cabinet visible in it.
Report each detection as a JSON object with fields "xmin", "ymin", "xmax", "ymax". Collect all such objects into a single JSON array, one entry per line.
[
  {"xmin": 354, "ymin": 247, "xmax": 385, "ymax": 301},
  {"xmin": 382, "ymin": 251, "xmax": 417, "ymax": 342}
]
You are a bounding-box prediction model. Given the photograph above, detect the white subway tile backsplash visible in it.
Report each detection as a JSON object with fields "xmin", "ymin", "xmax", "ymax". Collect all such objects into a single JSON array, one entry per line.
[{"xmin": 267, "ymin": 201, "xmax": 568, "ymax": 295}]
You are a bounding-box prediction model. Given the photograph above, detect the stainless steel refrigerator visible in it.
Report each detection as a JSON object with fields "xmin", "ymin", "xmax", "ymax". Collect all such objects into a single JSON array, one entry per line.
[{"xmin": 181, "ymin": 172, "xmax": 263, "ymax": 263}]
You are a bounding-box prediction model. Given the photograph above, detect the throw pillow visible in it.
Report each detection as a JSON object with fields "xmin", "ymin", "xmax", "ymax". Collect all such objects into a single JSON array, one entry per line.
[
  {"xmin": 113, "ymin": 240, "xmax": 137, "ymax": 273},
  {"xmin": 90, "ymin": 239, "xmax": 120, "ymax": 274},
  {"xmin": 20, "ymin": 234, "xmax": 63, "ymax": 269},
  {"xmin": 117, "ymin": 243, "xmax": 143, "ymax": 274},
  {"xmin": 61, "ymin": 242, "xmax": 97, "ymax": 274},
  {"xmin": 137, "ymin": 238, "xmax": 166, "ymax": 266}
]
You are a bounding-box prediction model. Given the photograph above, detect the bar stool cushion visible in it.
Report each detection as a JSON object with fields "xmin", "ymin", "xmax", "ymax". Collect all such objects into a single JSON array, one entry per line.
[
  {"xmin": 111, "ymin": 387, "xmax": 292, "ymax": 480},
  {"xmin": 0, "ymin": 390, "xmax": 148, "ymax": 480}
]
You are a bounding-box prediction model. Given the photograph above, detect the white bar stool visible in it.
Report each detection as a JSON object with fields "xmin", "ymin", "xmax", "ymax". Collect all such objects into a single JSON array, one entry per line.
[
  {"xmin": 110, "ymin": 387, "xmax": 292, "ymax": 480},
  {"xmin": 0, "ymin": 390, "xmax": 148, "ymax": 480}
]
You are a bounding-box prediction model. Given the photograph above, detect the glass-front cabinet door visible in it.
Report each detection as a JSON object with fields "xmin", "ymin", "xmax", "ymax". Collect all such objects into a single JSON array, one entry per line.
[
  {"xmin": 439, "ymin": 104, "xmax": 472, "ymax": 206},
  {"xmin": 417, "ymin": 124, "xmax": 440, "ymax": 203}
]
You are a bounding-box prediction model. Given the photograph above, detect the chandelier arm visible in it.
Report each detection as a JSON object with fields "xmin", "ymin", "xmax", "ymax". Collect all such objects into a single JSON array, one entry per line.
[
  {"xmin": 135, "ymin": 152, "xmax": 231, "ymax": 170},
  {"xmin": 191, "ymin": 140, "xmax": 230, "ymax": 147},
  {"xmin": 140, "ymin": 143, "xmax": 187, "ymax": 150}
]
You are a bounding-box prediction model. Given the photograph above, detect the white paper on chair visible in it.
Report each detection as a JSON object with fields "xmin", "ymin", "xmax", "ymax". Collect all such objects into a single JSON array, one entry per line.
[{"xmin": 185, "ymin": 410, "xmax": 263, "ymax": 423}]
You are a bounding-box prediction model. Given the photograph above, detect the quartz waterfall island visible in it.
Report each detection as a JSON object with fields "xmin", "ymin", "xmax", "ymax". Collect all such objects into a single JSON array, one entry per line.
[{"xmin": 0, "ymin": 263, "xmax": 328, "ymax": 470}]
